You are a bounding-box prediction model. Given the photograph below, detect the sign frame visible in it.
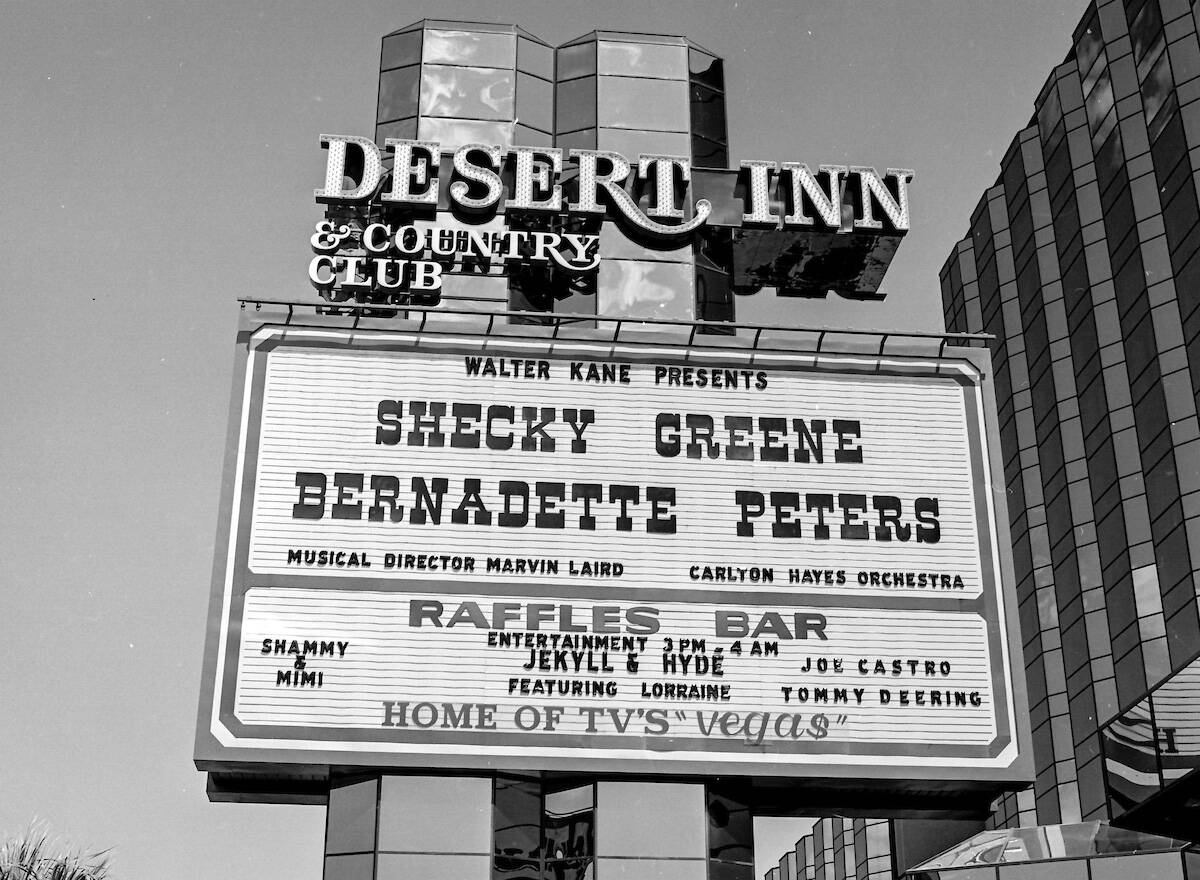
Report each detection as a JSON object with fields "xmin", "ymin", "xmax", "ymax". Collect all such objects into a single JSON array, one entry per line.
[{"xmin": 195, "ymin": 312, "xmax": 1032, "ymax": 804}]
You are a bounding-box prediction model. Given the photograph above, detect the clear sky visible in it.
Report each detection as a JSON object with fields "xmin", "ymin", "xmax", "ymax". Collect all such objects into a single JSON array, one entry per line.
[{"xmin": 2, "ymin": 2, "xmax": 1082, "ymax": 879}]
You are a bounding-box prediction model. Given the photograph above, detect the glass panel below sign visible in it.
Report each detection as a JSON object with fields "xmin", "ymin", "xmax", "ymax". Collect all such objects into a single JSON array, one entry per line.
[
  {"xmin": 417, "ymin": 117, "xmax": 515, "ymax": 148},
  {"xmin": 597, "ymin": 76, "xmax": 689, "ymax": 131},
  {"xmin": 324, "ymin": 854, "xmax": 375, "ymax": 880},
  {"xmin": 691, "ymin": 134, "xmax": 728, "ymax": 169},
  {"xmin": 555, "ymin": 76, "xmax": 597, "ymax": 134},
  {"xmin": 422, "ymin": 28, "xmax": 516, "ymax": 70},
  {"xmin": 597, "ymin": 258, "xmax": 695, "ymax": 322},
  {"xmin": 513, "ymin": 124, "xmax": 552, "ymax": 146},
  {"xmin": 556, "ymin": 128, "xmax": 597, "ymax": 153},
  {"xmin": 376, "ymin": 118, "xmax": 417, "ymax": 145},
  {"xmin": 421, "ymin": 65, "xmax": 514, "ymax": 120},
  {"xmin": 595, "ymin": 127, "xmax": 690, "ymax": 160},
  {"xmin": 597, "ymin": 40, "xmax": 687, "ymax": 80},
  {"xmin": 690, "ymin": 82, "xmax": 727, "ymax": 144}
]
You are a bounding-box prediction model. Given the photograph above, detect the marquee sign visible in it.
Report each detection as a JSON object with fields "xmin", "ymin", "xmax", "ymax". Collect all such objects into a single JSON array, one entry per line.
[
  {"xmin": 309, "ymin": 135, "xmax": 914, "ymax": 299},
  {"xmin": 195, "ymin": 321, "xmax": 1029, "ymax": 789}
]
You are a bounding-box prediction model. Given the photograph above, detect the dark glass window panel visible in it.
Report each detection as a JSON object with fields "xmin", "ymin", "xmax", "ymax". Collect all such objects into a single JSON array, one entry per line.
[
  {"xmin": 1044, "ymin": 137, "xmax": 1073, "ymax": 204},
  {"xmin": 1115, "ymin": 648, "xmax": 1150, "ymax": 708},
  {"xmin": 518, "ymin": 37, "xmax": 553, "ymax": 80},
  {"xmin": 543, "ymin": 858, "xmax": 591, "ymax": 880},
  {"xmin": 597, "ymin": 40, "xmax": 687, "ymax": 79},
  {"xmin": 1161, "ymin": 185, "xmax": 1200, "ymax": 259},
  {"xmin": 1137, "ymin": 33, "xmax": 1167, "ymax": 81},
  {"xmin": 557, "ymin": 41, "xmax": 596, "ymax": 81},
  {"xmin": 1167, "ymin": 209, "xmax": 1200, "ymax": 265},
  {"xmin": 1094, "ymin": 128, "xmax": 1125, "ymax": 195},
  {"xmin": 325, "ymin": 854, "xmax": 375, "ymax": 880},
  {"xmin": 376, "ymin": 118, "xmax": 417, "ymax": 144},
  {"xmin": 1083, "ymin": 52, "xmax": 1108, "ymax": 97},
  {"xmin": 1142, "ymin": 50, "xmax": 1174, "ymax": 126},
  {"xmin": 706, "ymin": 789, "xmax": 752, "ymax": 864},
  {"xmin": 1038, "ymin": 82, "xmax": 1064, "ymax": 145},
  {"xmin": 1091, "ymin": 108, "xmax": 1118, "ymax": 149},
  {"xmin": 691, "ymin": 134, "xmax": 728, "ymax": 169},
  {"xmin": 1086, "ymin": 69, "xmax": 1115, "ymax": 134},
  {"xmin": 326, "ymin": 778, "xmax": 379, "ymax": 855},
  {"xmin": 1076, "ymin": 13, "xmax": 1105, "ymax": 74},
  {"xmin": 423, "ymin": 29, "xmax": 516, "ymax": 69},
  {"xmin": 1149, "ymin": 92, "xmax": 1178, "ymax": 143},
  {"xmin": 556, "ymin": 129, "xmax": 596, "ymax": 153},
  {"xmin": 421, "ymin": 65, "xmax": 514, "ymax": 120},
  {"xmin": 1130, "ymin": 0, "xmax": 1164, "ymax": 64},
  {"xmin": 378, "ymin": 65, "xmax": 420, "ymax": 123},
  {"xmin": 516, "ymin": 71, "xmax": 552, "ymax": 132},
  {"xmin": 555, "ymin": 76, "xmax": 596, "ymax": 132},
  {"xmin": 542, "ymin": 785, "xmax": 593, "ymax": 872},
  {"xmin": 597, "ymin": 76, "xmax": 689, "ymax": 131},
  {"xmin": 689, "ymin": 48, "xmax": 724, "ymax": 90},
  {"xmin": 381, "ymin": 29, "xmax": 421, "ymax": 72},
  {"xmin": 495, "ymin": 778, "xmax": 542, "ymax": 860},
  {"xmin": 690, "ymin": 82, "xmax": 727, "ymax": 144},
  {"xmin": 513, "ymin": 124, "xmax": 552, "ymax": 146},
  {"xmin": 1151, "ymin": 104, "xmax": 1185, "ymax": 172},
  {"xmin": 709, "ymin": 861, "xmax": 753, "ymax": 880},
  {"xmin": 493, "ymin": 857, "xmax": 540, "ymax": 880}
]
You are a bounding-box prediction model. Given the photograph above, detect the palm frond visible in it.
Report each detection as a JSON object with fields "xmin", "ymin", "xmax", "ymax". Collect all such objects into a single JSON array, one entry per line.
[{"xmin": 0, "ymin": 824, "xmax": 112, "ymax": 880}]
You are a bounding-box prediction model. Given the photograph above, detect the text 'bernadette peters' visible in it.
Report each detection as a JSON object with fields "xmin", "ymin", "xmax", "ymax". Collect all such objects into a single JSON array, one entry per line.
[{"xmin": 287, "ymin": 363, "xmax": 944, "ymax": 542}]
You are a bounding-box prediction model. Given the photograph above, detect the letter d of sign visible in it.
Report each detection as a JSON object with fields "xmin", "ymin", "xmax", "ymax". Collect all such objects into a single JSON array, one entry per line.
[{"xmin": 315, "ymin": 134, "xmax": 384, "ymax": 203}]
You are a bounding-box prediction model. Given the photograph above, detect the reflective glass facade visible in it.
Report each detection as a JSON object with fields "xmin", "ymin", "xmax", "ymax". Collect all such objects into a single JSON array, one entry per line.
[
  {"xmin": 907, "ymin": 821, "xmax": 1196, "ymax": 879},
  {"xmin": 371, "ymin": 21, "xmax": 733, "ymax": 326},
  {"xmin": 324, "ymin": 775, "xmax": 754, "ymax": 880},
  {"xmin": 762, "ymin": 818, "xmax": 892, "ymax": 880},
  {"xmin": 940, "ymin": 0, "xmax": 1200, "ymax": 843}
]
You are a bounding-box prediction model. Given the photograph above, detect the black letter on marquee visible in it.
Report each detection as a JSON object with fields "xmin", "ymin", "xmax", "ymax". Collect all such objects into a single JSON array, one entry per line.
[
  {"xmin": 833, "ymin": 419, "xmax": 862, "ymax": 463},
  {"xmin": 522, "ymin": 407, "xmax": 556, "ymax": 452},
  {"xmin": 376, "ymin": 400, "xmax": 404, "ymax": 445},
  {"xmin": 656, "ymin": 413, "xmax": 681, "ymax": 457},
  {"xmin": 609, "ymin": 485, "xmax": 641, "ymax": 532},
  {"xmin": 452, "ymin": 478, "xmax": 492, "ymax": 525},
  {"xmin": 646, "ymin": 487, "xmax": 677, "ymax": 534},
  {"xmin": 332, "ymin": 472, "xmax": 364, "ymax": 520},
  {"xmin": 838, "ymin": 493, "xmax": 868, "ymax": 539},
  {"xmin": 770, "ymin": 491, "xmax": 801, "ymax": 538},
  {"xmin": 535, "ymin": 482, "xmax": 566, "ymax": 528},
  {"xmin": 872, "ymin": 495, "xmax": 911, "ymax": 541},
  {"xmin": 410, "ymin": 477, "xmax": 449, "ymax": 524},
  {"xmin": 369, "ymin": 475, "xmax": 404, "ymax": 522},
  {"xmin": 735, "ymin": 490, "xmax": 765, "ymax": 537},
  {"xmin": 293, "ymin": 472, "xmax": 327, "ymax": 519},
  {"xmin": 915, "ymin": 497, "xmax": 941, "ymax": 543},
  {"xmin": 408, "ymin": 401, "xmax": 447, "ymax": 447},
  {"xmin": 573, "ymin": 483, "xmax": 603, "ymax": 530},
  {"xmin": 806, "ymin": 493, "xmax": 835, "ymax": 539},
  {"xmin": 499, "ymin": 481, "xmax": 530, "ymax": 527}
]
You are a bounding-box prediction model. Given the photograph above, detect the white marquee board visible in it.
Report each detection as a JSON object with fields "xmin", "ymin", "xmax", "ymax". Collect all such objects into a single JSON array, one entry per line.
[{"xmin": 195, "ymin": 323, "xmax": 1028, "ymax": 782}]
